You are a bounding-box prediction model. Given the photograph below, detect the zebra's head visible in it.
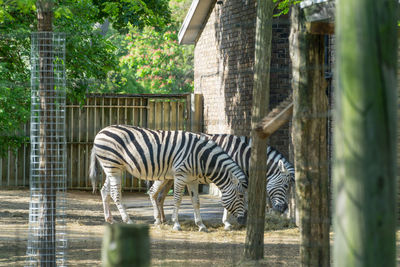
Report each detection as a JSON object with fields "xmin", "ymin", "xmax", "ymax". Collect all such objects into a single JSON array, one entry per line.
[
  {"xmin": 266, "ymin": 159, "xmax": 295, "ymax": 214},
  {"xmin": 220, "ymin": 185, "xmax": 247, "ymax": 225},
  {"xmin": 219, "ymin": 169, "xmax": 248, "ymax": 225}
]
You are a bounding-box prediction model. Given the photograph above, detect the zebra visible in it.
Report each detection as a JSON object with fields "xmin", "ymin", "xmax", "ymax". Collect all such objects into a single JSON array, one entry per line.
[
  {"xmin": 148, "ymin": 134, "xmax": 295, "ymax": 230},
  {"xmin": 89, "ymin": 125, "xmax": 248, "ymax": 231}
]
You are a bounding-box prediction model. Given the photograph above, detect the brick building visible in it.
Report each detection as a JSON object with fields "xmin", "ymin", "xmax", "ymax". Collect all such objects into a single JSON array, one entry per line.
[{"xmin": 179, "ymin": 0, "xmax": 292, "ymax": 158}]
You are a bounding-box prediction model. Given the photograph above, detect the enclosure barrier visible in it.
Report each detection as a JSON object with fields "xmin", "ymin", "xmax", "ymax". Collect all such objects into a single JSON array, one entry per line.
[
  {"xmin": 0, "ymin": 93, "xmax": 202, "ymax": 190},
  {"xmin": 26, "ymin": 32, "xmax": 67, "ymax": 266}
]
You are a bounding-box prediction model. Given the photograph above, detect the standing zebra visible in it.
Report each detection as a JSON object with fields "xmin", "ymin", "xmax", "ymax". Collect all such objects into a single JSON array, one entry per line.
[
  {"xmin": 89, "ymin": 125, "xmax": 248, "ymax": 231},
  {"xmin": 149, "ymin": 134, "xmax": 295, "ymax": 230}
]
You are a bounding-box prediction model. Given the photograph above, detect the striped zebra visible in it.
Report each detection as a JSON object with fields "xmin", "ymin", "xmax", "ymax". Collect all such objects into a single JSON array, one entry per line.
[
  {"xmin": 89, "ymin": 125, "xmax": 248, "ymax": 231},
  {"xmin": 149, "ymin": 134, "xmax": 295, "ymax": 230}
]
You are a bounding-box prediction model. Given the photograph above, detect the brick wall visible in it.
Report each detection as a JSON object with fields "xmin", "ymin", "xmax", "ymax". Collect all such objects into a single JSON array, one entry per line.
[{"xmin": 194, "ymin": 0, "xmax": 292, "ymax": 158}]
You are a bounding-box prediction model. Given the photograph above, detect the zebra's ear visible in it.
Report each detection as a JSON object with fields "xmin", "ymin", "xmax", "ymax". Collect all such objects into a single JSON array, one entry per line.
[
  {"xmin": 236, "ymin": 184, "xmax": 246, "ymax": 195},
  {"xmin": 278, "ymin": 160, "xmax": 286, "ymax": 172}
]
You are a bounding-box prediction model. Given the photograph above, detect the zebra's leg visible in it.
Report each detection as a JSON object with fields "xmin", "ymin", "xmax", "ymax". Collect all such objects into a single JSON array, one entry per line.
[
  {"xmin": 109, "ymin": 173, "xmax": 133, "ymax": 224},
  {"xmin": 157, "ymin": 180, "xmax": 174, "ymax": 223},
  {"xmin": 171, "ymin": 178, "xmax": 186, "ymax": 231},
  {"xmin": 148, "ymin": 180, "xmax": 169, "ymax": 225},
  {"xmin": 222, "ymin": 208, "xmax": 232, "ymax": 231},
  {"xmin": 100, "ymin": 177, "xmax": 113, "ymax": 223},
  {"xmin": 186, "ymin": 183, "xmax": 207, "ymax": 232}
]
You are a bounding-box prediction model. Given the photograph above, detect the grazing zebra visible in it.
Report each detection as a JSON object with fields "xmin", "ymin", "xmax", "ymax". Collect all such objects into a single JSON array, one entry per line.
[
  {"xmin": 149, "ymin": 134, "xmax": 295, "ymax": 230},
  {"xmin": 89, "ymin": 125, "xmax": 248, "ymax": 231}
]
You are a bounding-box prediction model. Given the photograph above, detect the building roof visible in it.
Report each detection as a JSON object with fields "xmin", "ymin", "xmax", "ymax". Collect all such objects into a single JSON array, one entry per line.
[
  {"xmin": 178, "ymin": 0, "xmax": 215, "ymax": 45},
  {"xmin": 301, "ymin": 0, "xmax": 335, "ymax": 22},
  {"xmin": 300, "ymin": 0, "xmax": 333, "ymax": 9}
]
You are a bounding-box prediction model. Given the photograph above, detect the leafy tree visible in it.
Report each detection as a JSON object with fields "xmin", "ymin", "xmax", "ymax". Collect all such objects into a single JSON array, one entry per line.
[
  {"xmin": 92, "ymin": 0, "xmax": 170, "ymax": 33},
  {"xmin": 0, "ymin": 0, "xmax": 171, "ymax": 155},
  {"xmin": 273, "ymin": 0, "xmax": 301, "ymax": 16},
  {"xmin": 115, "ymin": 25, "xmax": 193, "ymax": 94},
  {"xmin": 105, "ymin": 0, "xmax": 194, "ymax": 94}
]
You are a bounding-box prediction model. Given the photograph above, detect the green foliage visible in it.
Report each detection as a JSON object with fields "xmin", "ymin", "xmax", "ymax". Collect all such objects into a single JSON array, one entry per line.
[
  {"xmin": 273, "ymin": 0, "xmax": 301, "ymax": 16},
  {"xmin": 0, "ymin": 0, "xmax": 172, "ymax": 152},
  {"xmin": 0, "ymin": 28, "xmax": 31, "ymax": 156},
  {"xmin": 92, "ymin": 0, "xmax": 171, "ymax": 33},
  {"xmin": 53, "ymin": 0, "xmax": 120, "ymax": 102},
  {"xmin": 114, "ymin": 25, "xmax": 193, "ymax": 94},
  {"xmin": 103, "ymin": 0, "xmax": 194, "ymax": 94},
  {"xmin": 0, "ymin": 86, "xmax": 30, "ymax": 156}
]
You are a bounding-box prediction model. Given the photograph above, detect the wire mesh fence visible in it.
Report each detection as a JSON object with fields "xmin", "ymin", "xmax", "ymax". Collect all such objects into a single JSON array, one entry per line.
[{"xmin": 26, "ymin": 32, "xmax": 67, "ymax": 266}]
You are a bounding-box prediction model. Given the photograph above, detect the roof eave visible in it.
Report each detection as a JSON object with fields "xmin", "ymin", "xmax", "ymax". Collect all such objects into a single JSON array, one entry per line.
[{"xmin": 178, "ymin": 0, "xmax": 215, "ymax": 45}]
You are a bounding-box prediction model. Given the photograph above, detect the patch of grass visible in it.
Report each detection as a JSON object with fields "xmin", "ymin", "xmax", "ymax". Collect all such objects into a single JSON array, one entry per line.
[{"xmin": 264, "ymin": 214, "xmax": 297, "ymax": 231}]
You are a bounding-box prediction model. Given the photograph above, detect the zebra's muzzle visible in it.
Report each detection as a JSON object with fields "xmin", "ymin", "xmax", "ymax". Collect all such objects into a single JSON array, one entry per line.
[
  {"xmin": 273, "ymin": 203, "xmax": 288, "ymax": 214},
  {"xmin": 237, "ymin": 211, "xmax": 247, "ymax": 225}
]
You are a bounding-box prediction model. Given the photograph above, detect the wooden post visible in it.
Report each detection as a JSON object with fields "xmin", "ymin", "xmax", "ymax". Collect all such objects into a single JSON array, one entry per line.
[
  {"xmin": 243, "ymin": 0, "xmax": 274, "ymax": 260},
  {"xmin": 102, "ymin": 224, "xmax": 150, "ymax": 267},
  {"xmin": 334, "ymin": 0, "xmax": 398, "ymax": 266},
  {"xmin": 188, "ymin": 93, "xmax": 203, "ymax": 133},
  {"xmin": 290, "ymin": 6, "xmax": 330, "ymax": 266}
]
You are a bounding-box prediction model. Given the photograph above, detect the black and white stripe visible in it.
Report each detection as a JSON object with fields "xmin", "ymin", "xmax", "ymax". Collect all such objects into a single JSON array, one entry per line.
[
  {"xmin": 150, "ymin": 134, "xmax": 295, "ymax": 230},
  {"xmin": 208, "ymin": 134, "xmax": 295, "ymax": 214},
  {"xmin": 89, "ymin": 125, "xmax": 248, "ymax": 230}
]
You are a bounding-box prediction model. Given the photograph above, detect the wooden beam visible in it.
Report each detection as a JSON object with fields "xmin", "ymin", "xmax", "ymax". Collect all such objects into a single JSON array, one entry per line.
[
  {"xmin": 306, "ymin": 22, "xmax": 334, "ymax": 35},
  {"xmin": 255, "ymin": 102, "xmax": 293, "ymax": 138}
]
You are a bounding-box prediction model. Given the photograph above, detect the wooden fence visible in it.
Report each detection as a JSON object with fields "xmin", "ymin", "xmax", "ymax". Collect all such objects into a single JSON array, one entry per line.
[{"xmin": 0, "ymin": 93, "xmax": 203, "ymax": 190}]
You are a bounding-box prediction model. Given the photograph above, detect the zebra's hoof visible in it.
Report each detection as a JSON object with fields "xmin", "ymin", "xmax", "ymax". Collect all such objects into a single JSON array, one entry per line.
[
  {"xmin": 224, "ymin": 224, "xmax": 232, "ymax": 231},
  {"xmin": 198, "ymin": 226, "xmax": 208, "ymax": 232},
  {"xmin": 126, "ymin": 219, "xmax": 134, "ymax": 224},
  {"xmin": 173, "ymin": 225, "xmax": 182, "ymax": 231}
]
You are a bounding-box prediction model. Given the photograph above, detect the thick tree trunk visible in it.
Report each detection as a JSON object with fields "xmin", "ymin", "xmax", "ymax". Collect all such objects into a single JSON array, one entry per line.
[
  {"xmin": 333, "ymin": 0, "xmax": 398, "ymax": 266},
  {"xmin": 243, "ymin": 0, "xmax": 274, "ymax": 260},
  {"xmin": 36, "ymin": 0, "xmax": 55, "ymax": 265},
  {"xmin": 290, "ymin": 6, "xmax": 330, "ymax": 266}
]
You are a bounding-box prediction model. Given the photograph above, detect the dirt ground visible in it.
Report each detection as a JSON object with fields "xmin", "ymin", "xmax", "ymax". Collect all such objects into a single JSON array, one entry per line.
[{"xmin": 0, "ymin": 189, "xmax": 398, "ymax": 266}]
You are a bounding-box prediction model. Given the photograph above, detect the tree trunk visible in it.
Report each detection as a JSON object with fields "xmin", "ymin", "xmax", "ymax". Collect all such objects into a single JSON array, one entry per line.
[
  {"xmin": 36, "ymin": 0, "xmax": 55, "ymax": 265},
  {"xmin": 290, "ymin": 6, "xmax": 330, "ymax": 266},
  {"xmin": 243, "ymin": 0, "xmax": 274, "ymax": 260},
  {"xmin": 333, "ymin": 0, "xmax": 398, "ymax": 266}
]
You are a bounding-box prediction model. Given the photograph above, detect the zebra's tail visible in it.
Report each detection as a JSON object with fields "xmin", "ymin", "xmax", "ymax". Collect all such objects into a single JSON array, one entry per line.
[{"xmin": 89, "ymin": 146, "xmax": 99, "ymax": 193}]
